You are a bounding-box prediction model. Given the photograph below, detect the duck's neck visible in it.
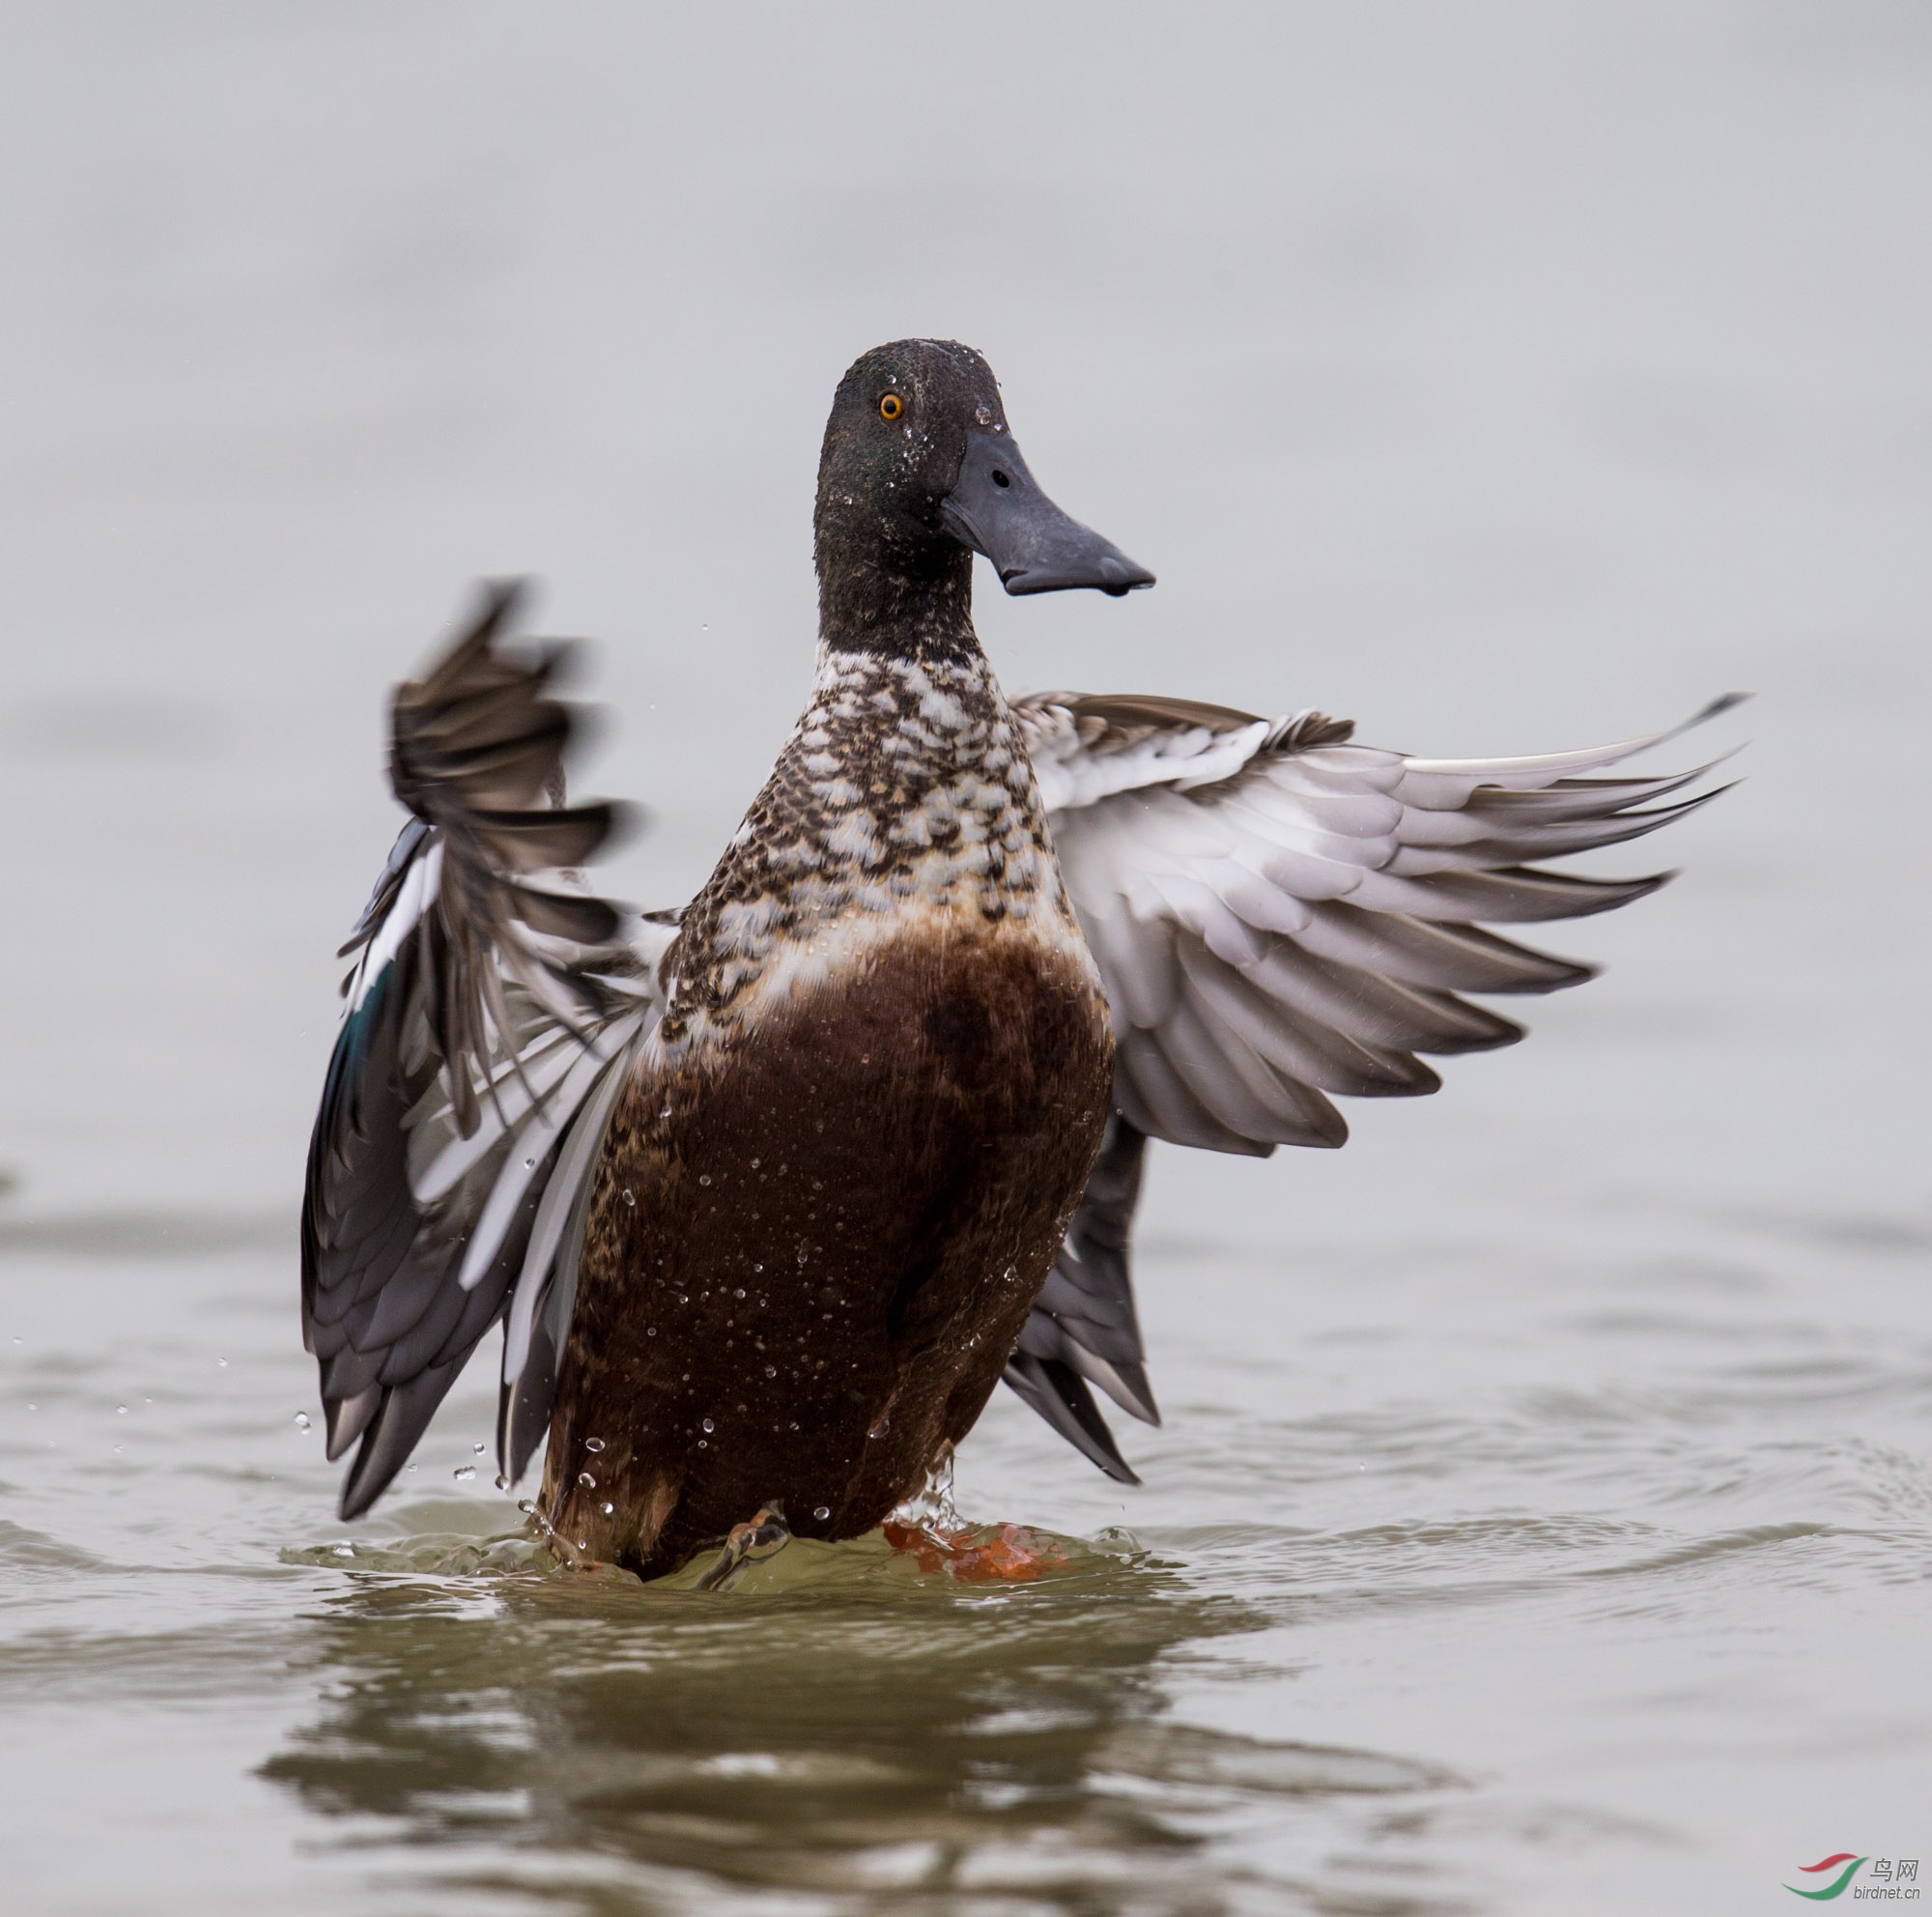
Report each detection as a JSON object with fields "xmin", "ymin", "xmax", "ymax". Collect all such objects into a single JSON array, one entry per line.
[{"xmin": 815, "ymin": 530, "xmax": 981, "ymax": 666}]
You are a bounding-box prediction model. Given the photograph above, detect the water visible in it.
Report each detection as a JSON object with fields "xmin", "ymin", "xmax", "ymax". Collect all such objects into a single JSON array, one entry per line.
[{"xmin": 1, "ymin": 6, "xmax": 1928, "ymax": 1912}]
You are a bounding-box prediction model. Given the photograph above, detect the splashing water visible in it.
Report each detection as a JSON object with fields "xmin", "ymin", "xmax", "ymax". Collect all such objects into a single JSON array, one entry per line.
[{"xmin": 889, "ymin": 1443, "xmax": 959, "ymax": 1531}]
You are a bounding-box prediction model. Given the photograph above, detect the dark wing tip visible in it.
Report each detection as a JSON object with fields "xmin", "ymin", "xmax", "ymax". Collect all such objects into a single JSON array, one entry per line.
[
  {"xmin": 1003, "ymin": 1354, "xmax": 1142, "ymax": 1486},
  {"xmin": 1104, "ymin": 1357, "xmax": 1163, "ymax": 1428},
  {"xmin": 336, "ymin": 1369, "xmax": 462, "ymax": 1521},
  {"xmin": 324, "ymin": 1385, "xmax": 381, "ymax": 1463},
  {"xmin": 1695, "ymin": 691, "xmax": 1752, "ymax": 725},
  {"xmin": 429, "ymin": 579, "xmax": 531, "ymax": 687}
]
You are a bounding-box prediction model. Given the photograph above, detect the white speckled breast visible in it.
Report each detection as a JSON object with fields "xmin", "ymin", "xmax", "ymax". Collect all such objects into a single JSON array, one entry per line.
[{"xmin": 654, "ymin": 644, "xmax": 1098, "ymax": 1061}]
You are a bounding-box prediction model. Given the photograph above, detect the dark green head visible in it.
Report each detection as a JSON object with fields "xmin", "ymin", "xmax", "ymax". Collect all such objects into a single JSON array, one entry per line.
[{"xmin": 813, "ymin": 339, "xmax": 1153, "ymax": 657}]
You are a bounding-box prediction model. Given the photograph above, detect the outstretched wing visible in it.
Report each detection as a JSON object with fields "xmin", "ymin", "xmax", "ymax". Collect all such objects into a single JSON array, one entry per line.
[
  {"xmin": 299, "ymin": 584, "xmax": 666, "ymax": 1520},
  {"xmin": 1001, "ymin": 687, "xmax": 1742, "ymax": 1473}
]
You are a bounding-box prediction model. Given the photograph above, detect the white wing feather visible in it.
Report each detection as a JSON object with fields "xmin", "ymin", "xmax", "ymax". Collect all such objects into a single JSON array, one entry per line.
[{"xmin": 1017, "ymin": 690, "xmax": 1740, "ymax": 1156}]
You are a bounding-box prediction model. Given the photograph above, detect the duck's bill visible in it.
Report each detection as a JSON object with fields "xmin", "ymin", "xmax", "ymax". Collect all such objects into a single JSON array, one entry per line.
[{"xmin": 940, "ymin": 432, "xmax": 1155, "ymax": 597}]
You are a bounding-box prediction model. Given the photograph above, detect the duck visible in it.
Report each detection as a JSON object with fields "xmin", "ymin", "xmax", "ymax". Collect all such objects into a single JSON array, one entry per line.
[{"xmin": 300, "ymin": 337, "xmax": 1736, "ymax": 1579}]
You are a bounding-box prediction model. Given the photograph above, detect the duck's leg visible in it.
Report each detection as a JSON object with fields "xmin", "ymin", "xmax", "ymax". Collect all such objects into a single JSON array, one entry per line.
[{"xmin": 693, "ymin": 1504, "xmax": 792, "ymax": 1590}]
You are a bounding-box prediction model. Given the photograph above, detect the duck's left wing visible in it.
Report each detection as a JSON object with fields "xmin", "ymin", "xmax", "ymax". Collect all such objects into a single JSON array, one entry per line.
[
  {"xmin": 1002, "ymin": 1114, "xmax": 1151, "ymax": 1485},
  {"xmin": 1003, "ymin": 687, "xmax": 1741, "ymax": 1473},
  {"xmin": 301, "ymin": 585, "xmax": 667, "ymax": 1520}
]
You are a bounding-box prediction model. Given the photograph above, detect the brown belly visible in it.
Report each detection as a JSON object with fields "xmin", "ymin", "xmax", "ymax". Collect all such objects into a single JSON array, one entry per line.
[{"xmin": 539, "ymin": 924, "xmax": 1113, "ymax": 1579}]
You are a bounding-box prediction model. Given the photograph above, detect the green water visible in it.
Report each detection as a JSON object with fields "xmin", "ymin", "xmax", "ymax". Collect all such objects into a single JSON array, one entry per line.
[{"xmin": 6, "ymin": 1183, "xmax": 1927, "ymax": 1911}]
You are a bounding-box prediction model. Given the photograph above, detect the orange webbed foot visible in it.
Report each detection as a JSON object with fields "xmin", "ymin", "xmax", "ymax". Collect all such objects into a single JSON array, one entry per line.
[{"xmin": 882, "ymin": 1518, "xmax": 1071, "ymax": 1584}]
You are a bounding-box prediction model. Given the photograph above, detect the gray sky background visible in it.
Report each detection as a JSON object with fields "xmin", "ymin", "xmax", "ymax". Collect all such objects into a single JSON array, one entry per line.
[{"xmin": 0, "ymin": 2, "xmax": 1924, "ymax": 1226}]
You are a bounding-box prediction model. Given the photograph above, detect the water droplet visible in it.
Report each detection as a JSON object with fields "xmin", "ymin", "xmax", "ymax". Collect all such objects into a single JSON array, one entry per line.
[
  {"xmin": 601, "ymin": 1501, "xmax": 614, "ymax": 1515},
  {"xmin": 585, "ymin": 1437, "xmax": 606, "ymax": 1452},
  {"xmin": 701, "ymin": 1417, "xmax": 715, "ymax": 1433},
  {"xmin": 698, "ymin": 1173, "xmax": 712, "ymax": 1187},
  {"xmin": 494, "ymin": 1474, "xmax": 509, "ymax": 1490},
  {"xmin": 116, "ymin": 1405, "xmax": 128, "ymax": 1416},
  {"xmin": 216, "ymin": 1358, "xmax": 228, "ymax": 1368},
  {"xmin": 646, "ymin": 1326, "xmax": 657, "ymax": 1336},
  {"xmin": 764, "ymin": 1365, "xmax": 777, "ymax": 1378},
  {"xmin": 696, "ymin": 1439, "xmax": 708, "ymax": 1449},
  {"xmin": 577, "ymin": 1540, "xmax": 586, "ymax": 1551},
  {"xmin": 454, "ymin": 1465, "xmax": 476, "ymax": 1481},
  {"xmin": 471, "ymin": 1441, "xmax": 485, "ymax": 1454},
  {"xmin": 578, "ymin": 1472, "xmax": 596, "ymax": 1488},
  {"xmin": 752, "ymin": 1263, "xmax": 763, "ymax": 1273},
  {"xmin": 868, "ymin": 1417, "xmax": 890, "ymax": 1439},
  {"xmin": 750, "ymin": 1157, "xmax": 760, "ymax": 1169},
  {"xmin": 293, "ymin": 1412, "xmax": 310, "ymax": 1430},
  {"xmin": 813, "ymin": 1506, "xmax": 831, "ymax": 1522},
  {"xmin": 524, "ymin": 1157, "xmax": 536, "ymax": 1169},
  {"xmin": 332, "ymin": 1542, "xmax": 355, "ymax": 1558},
  {"xmin": 407, "ymin": 1464, "xmax": 417, "ymax": 1473},
  {"xmin": 518, "ymin": 1500, "xmax": 535, "ymax": 1515},
  {"xmin": 622, "ymin": 1188, "xmax": 637, "ymax": 1207},
  {"xmin": 734, "ymin": 1288, "xmax": 746, "ymax": 1300}
]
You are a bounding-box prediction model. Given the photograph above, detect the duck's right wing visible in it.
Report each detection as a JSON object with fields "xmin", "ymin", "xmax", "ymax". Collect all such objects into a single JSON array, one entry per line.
[{"xmin": 300, "ymin": 584, "xmax": 668, "ymax": 1520}]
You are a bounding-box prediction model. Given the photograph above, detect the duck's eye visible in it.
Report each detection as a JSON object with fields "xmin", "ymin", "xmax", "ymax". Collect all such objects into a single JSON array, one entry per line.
[{"xmin": 879, "ymin": 393, "xmax": 903, "ymax": 421}]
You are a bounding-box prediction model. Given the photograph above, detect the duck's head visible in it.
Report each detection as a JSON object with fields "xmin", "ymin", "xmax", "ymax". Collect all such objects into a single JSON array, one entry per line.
[{"xmin": 814, "ymin": 339, "xmax": 1153, "ymax": 655}]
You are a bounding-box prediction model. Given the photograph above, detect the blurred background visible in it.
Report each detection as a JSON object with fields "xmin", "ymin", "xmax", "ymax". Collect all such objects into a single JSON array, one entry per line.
[
  {"xmin": 0, "ymin": 6, "xmax": 1926, "ymax": 1915},
  {"xmin": 0, "ymin": 1, "xmax": 1923, "ymax": 1218}
]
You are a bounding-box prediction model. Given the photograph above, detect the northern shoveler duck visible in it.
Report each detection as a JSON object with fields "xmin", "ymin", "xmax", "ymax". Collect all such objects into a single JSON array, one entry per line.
[{"xmin": 301, "ymin": 338, "xmax": 1737, "ymax": 1579}]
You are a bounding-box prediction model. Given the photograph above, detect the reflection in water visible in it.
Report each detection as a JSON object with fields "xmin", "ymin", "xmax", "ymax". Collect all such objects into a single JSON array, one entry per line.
[{"xmin": 263, "ymin": 1534, "xmax": 1453, "ymax": 1912}]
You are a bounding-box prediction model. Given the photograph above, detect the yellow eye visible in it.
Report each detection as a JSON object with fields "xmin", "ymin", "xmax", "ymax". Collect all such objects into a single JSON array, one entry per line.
[{"xmin": 879, "ymin": 393, "xmax": 903, "ymax": 421}]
